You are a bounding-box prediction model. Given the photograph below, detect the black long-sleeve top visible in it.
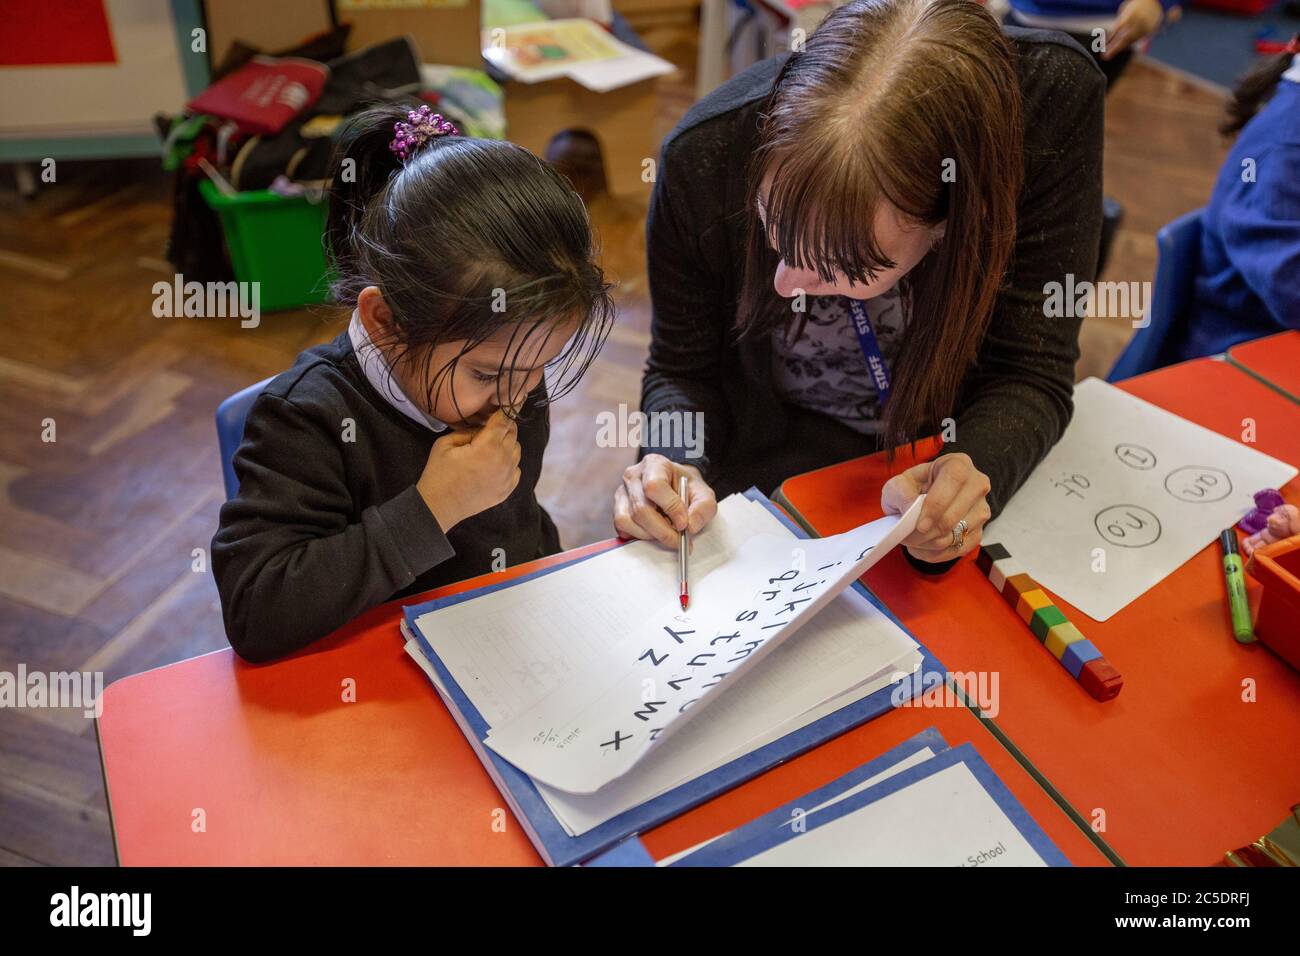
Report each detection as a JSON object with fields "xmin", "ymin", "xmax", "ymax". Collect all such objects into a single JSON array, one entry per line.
[
  {"xmin": 640, "ymin": 26, "xmax": 1106, "ymax": 519},
  {"xmin": 211, "ymin": 332, "xmax": 560, "ymax": 663}
]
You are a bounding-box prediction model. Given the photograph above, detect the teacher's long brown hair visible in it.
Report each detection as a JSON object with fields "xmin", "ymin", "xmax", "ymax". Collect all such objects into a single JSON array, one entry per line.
[{"xmin": 737, "ymin": 0, "xmax": 1023, "ymax": 453}]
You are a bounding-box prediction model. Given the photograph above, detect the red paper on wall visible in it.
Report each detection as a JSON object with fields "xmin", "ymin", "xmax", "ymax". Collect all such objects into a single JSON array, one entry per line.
[{"xmin": 0, "ymin": 0, "xmax": 117, "ymax": 66}]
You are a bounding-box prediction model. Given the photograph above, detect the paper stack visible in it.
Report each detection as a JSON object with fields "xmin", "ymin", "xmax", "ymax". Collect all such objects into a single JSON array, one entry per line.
[
  {"xmin": 404, "ymin": 493, "xmax": 923, "ymax": 838},
  {"xmin": 643, "ymin": 728, "xmax": 1070, "ymax": 867}
]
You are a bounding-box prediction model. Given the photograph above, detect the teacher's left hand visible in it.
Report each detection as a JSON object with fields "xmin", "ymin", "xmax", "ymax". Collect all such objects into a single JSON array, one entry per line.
[{"xmin": 881, "ymin": 452, "xmax": 992, "ymax": 563}]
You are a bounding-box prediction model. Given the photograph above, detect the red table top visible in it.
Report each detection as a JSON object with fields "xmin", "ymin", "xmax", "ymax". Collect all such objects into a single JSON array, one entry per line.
[
  {"xmin": 98, "ymin": 528, "xmax": 1108, "ymax": 866},
  {"xmin": 98, "ymin": 543, "xmax": 617, "ymax": 867},
  {"xmin": 1227, "ymin": 330, "xmax": 1300, "ymax": 404},
  {"xmin": 779, "ymin": 359, "xmax": 1300, "ymax": 865}
]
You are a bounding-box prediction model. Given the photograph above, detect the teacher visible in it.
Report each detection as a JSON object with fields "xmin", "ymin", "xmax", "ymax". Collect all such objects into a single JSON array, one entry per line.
[{"xmin": 612, "ymin": 0, "xmax": 1104, "ymax": 567}]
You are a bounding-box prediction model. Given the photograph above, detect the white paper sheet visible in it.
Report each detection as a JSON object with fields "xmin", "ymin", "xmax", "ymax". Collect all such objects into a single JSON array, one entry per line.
[
  {"xmin": 790, "ymin": 745, "xmax": 940, "ymax": 822},
  {"xmin": 484, "ymin": 499, "xmax": 923, "ymax": 794},
  {"xmin": 656, "ymin": 744, "xmax": 939, "ymax": 866},
  {"xmin": 415, "ymin": 496, "xmax": 784, "ymax": 729},
  {"xmin": 410, "ymin": 606, "xmax": 920, "ymax": 837},
  {"xmin": 533, "ymin": 631, "xmax": 921, "ymax": 835},
  {"xmin": 736, "ymin": 761, "xmax": 1049, "ymax": 867},
  {"xmin": 983, "ymin": 377, "xmax": 1297, "ymax": 621},
  {"xmin": 409, "ymin": 493, "xmax": 924, "ymax": 833}
]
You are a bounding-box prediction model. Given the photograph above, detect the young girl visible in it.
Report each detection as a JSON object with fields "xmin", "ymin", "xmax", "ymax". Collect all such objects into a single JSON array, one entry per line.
[{"xmin": 213, "ymin": 104, "xmax": 614, "ymax": 663}]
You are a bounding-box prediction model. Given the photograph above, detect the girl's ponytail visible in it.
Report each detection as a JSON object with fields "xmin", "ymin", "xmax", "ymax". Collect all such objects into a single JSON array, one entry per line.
[
  {"xmin": 1221, "ymin": 37, "xmax": 1298, "ymax": 136},
  {"xmin": 325, "ymin": 102, "xmax": 417, "ymax": 286}
]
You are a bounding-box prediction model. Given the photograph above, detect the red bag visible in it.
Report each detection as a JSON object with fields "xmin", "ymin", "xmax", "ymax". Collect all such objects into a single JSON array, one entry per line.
[{"xmin": 187, "ymin": 56, "xmax": 329, "ymax": 136}]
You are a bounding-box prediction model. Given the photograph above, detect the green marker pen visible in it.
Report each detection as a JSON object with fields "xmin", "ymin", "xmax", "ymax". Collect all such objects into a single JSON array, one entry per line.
[{"xmin": 1219, "ymin": 529, "xmax": 1255, "ymax": 644}]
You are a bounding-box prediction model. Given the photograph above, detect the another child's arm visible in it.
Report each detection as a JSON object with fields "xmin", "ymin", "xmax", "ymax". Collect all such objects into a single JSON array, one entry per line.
[
  {"xmin": 1222, "ymin": 144, "xmax": 1300, "ymax": 326},
  {"xmin": 1104, "ymin": 0, "xmax": 1174, "ymax": 61}
]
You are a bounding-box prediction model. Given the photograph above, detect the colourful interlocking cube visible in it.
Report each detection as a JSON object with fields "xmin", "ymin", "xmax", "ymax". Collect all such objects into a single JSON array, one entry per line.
[
  {"xmin": 1029, "ymin": 604, "xmax": 1069, "ymax": 642},
  {"xmin": 1044, "ymin": 621, "xmax": 1086, "ymax": 659},
  {"xmin": 976, "ymin": 542, "xmax": 1011, "ymax": 576},
  {"xmin": 1061, "ymin": 638, "xmax": 1103, "ymax": 678},
  {"xmin": 988, "ymin": 557, "xmax": 1024, "ymax": 594},
  {"xmin": 1079, "ymin": 658, "xmax": 1123, "ymax": 700},
  {"xmin": 1015, "ymin": 588, "xmax": 1053, "ymax": 625},
  {"xmin": 979, "ymin": 552, "xmax": 1120, "ymax": 703},
  {"xmin": 1001, "ymin": 572, "xmax": 1037, "ymax": 608}
]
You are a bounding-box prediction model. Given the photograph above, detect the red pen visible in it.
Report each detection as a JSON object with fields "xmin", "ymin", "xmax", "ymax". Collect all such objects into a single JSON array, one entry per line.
[{"xmin": 679, "ymin": 474, "xmax": 690, "ymax": 610}]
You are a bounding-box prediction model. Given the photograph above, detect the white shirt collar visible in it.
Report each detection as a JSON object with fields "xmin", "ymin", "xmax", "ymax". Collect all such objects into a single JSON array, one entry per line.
[
  {"xmin": 1283, "ymin": 54, "xmax": 1300, "ymax": 85},
  {"xmin": 347, "ymin": 310, "xmax": 448, "ymax": 433}
]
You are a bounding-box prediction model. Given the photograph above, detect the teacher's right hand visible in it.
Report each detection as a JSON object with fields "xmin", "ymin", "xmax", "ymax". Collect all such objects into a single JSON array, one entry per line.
[{"xmin": 613, "ymin": 454, "xmax": 717, "ymax": 549}]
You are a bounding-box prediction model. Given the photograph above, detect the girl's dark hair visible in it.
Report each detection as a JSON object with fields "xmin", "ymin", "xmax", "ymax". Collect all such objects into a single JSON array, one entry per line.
[
  {"xmin": 737, "ymin": 0, "xmax": 1023, "ymax": 453},
  {"xmin": 326, "ymin": 102, "xmax": 614, "ymax": 419},
  {"xmin": 1222, "ymin": 37, "xmax": 1297, "ymax": 136}
]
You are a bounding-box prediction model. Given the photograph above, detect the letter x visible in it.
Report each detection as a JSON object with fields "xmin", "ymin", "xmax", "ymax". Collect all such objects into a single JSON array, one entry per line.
[{"xmin": 601, "ymin": 730, "xmax": 632, "ymax": 751}]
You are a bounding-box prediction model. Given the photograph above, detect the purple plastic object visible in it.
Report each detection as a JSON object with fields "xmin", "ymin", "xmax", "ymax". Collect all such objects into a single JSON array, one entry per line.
[
  {"xmin": 389, "ymin": 105, "xmax": 458, "ymax": 163},
  {"xmin": 1239, "ymin": 488, "xmax": 1286, "ymax": 534}
]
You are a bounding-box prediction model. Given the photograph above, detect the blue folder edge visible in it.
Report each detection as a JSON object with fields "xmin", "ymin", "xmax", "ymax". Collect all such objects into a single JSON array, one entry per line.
[
  {"xmin": 402, "ymin": 487, "xmax": 949, "ymax": 867},
  {"xmin": 587, "ymin": 725, "xmax": 951, "ymax": 866},
  {"xmin": 671, "ymin": 742, "xmax": 1073, "ymax": 867}
]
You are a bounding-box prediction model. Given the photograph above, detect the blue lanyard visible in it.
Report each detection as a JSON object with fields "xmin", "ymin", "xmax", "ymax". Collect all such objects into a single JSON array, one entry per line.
[{"xmin": 848, "ymin": 298, "xmax": 891, "ymax": 408}]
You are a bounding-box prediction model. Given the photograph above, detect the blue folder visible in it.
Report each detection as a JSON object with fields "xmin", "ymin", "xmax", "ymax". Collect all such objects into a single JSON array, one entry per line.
[
  {"xmin": 402, "ymin": 488, "xmax": 949, "ymax": 867},
  {"xmin": 669, "ymin": 741, "xmax": 1071, "ymax": 867},
  {"xmin": 587, "ymin": 726, "xmax": 951, "ymax": 866}
]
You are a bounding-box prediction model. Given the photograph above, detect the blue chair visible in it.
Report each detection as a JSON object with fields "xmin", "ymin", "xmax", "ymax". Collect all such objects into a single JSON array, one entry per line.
[
  {"xmin": 216, "ymin": 377, "xmax": 274, "ymax": 501},
  {"xmin": 1107, "ymin": 207, "xmax": 1205, "ymax": 382}
]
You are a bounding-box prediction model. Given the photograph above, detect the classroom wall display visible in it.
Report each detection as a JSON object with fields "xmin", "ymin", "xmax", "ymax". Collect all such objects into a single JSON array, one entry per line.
[
  {"xmin": 0, "ymin": 0, "xmax": 204, "ymax": 160},
  {"xmin": 0, "ymin": 0, "xmax": 118, "ymax": 67},
  {"xmin": 983, "ymin": 377, "xmax": 1298, "ymax": 622}
]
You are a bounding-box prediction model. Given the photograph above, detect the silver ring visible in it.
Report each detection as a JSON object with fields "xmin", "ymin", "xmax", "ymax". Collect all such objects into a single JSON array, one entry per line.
[{"xmin": 951, "ymin": 519, "xmax": 969, "ymax": 550}]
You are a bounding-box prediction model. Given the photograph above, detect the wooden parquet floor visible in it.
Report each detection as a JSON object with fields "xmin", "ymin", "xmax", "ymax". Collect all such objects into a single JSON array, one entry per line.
[{"xmin": 0, "ymin": 31, "xmax": 1227, "ymax": 865}]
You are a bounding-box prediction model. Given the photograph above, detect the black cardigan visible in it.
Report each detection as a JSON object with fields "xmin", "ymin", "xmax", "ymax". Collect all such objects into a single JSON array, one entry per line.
[
  {"xmin": 211, "ymin": 332, "xmax": 560, "ymax": 662},
  {"xmin": 640, "ymin": 26, "xmax": 1105, "ymax": 518}
]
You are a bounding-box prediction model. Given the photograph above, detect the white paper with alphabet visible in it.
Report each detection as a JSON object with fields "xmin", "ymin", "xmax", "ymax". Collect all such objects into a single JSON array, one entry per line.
[
  {"xmin": 984, "ymin": 377, "xmax": 1297, "ymax": 621},
  {"xmin": 482, "ymin": 498, "xmax": 922, "ymax": 795}
]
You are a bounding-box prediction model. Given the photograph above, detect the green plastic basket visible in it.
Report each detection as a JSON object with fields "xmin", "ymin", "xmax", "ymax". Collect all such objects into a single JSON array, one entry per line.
[{"xmin": 198, "ymin": 179, "xmax": 333, "ymax": 312}]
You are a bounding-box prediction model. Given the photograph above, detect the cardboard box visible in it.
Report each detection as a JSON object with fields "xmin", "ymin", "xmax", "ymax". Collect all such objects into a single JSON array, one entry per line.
[{"xmin": 336, "ymin": 0, "xmax": 483, "ymax": 67}]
